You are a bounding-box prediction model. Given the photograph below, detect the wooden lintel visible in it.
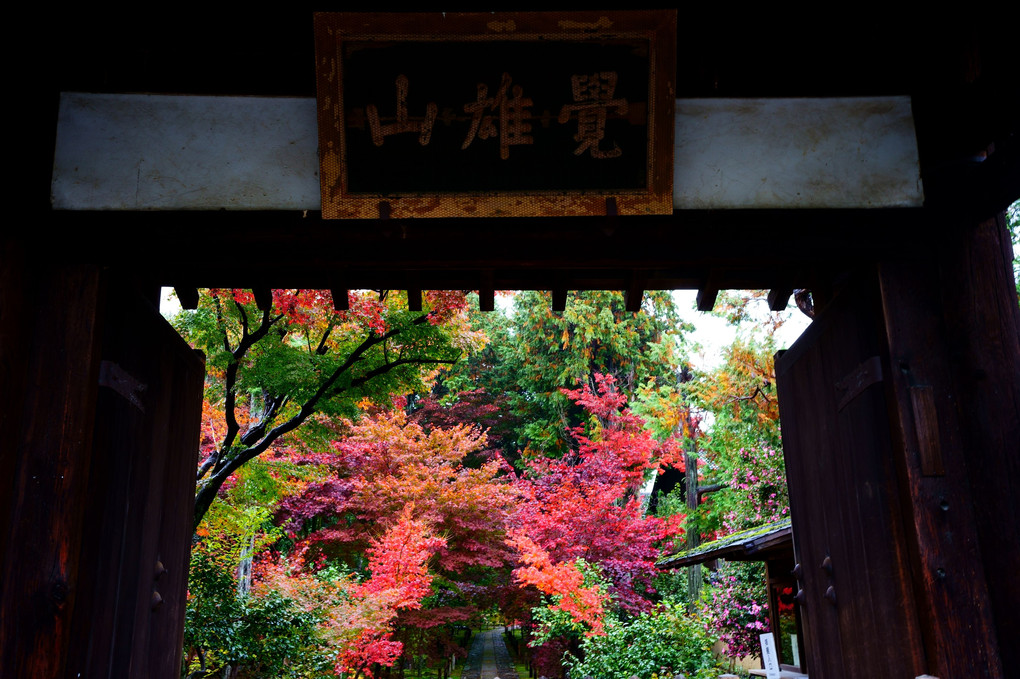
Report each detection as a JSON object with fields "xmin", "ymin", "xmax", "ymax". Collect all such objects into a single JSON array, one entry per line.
[
  {"xmin": 330, "ymin": 288, "xmax": 350, "ymax": 311},
  {"xmin": 252, "ymin": 288, "xmax": 273, "ymax": 311},
  {"xmin": 767, "ymin": 287, "xmax": 793, "ymax": 311},
  {"xmin": 46, "ymin": 208, "xmax": 937, "ymax": 293},
  {"xmin": 174, "ymin": 286, "xmax": 199, "ymax": 310},
  {"xmin": 478, "ymin": 270, "xmax": 495, "ymax": 312},
  {"xmin": 697, "ymin": 283, "xmax": 720, "ymax": 312},
  {"xmin": 406, "ymin": 272, "xmax": 422, "ymax": 312},
  {"xmin": 625, "ymin": 272, "xmax": 645, "ymax": 312},
  {"xmin": 552, "ymin": 287, "xmax": 568, "ymax": 312}
]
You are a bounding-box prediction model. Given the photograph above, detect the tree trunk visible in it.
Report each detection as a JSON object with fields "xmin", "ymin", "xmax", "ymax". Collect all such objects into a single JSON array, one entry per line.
[
  {"xmin": 237, "ymin": 532, "xmax": 255, "ymax": 598},
  {"xmin": 684, "ymin": 417, "xmax": 702, "ymax": 607}
]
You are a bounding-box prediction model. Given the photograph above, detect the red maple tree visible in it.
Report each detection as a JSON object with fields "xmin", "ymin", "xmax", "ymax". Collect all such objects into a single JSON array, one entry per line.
[
  {"xmin": 258, "ymin": 505, "xmax": 446, "ymax": 679},
  {"xmin": 508, "ymin": 374, "xmax": 685, "ymax": 621},
  {"xmin": 272, "ymin": 408, "xmax": 518, "ymax": 673}
]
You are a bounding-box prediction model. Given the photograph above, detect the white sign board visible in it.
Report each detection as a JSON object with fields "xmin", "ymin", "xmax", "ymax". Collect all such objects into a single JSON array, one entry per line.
[{"xmin": 759, "ymin": 632, "xmax": 780, "ymax": 678}]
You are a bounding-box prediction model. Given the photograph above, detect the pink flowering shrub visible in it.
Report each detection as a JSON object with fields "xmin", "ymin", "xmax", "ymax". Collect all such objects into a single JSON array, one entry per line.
[
  {"xmin": 704, "ymin": 561, "xmax": 770, "ymax": 660},
  {"xmin": 723, "ymin": 447, "xmax": 789, "ymax": 533}
]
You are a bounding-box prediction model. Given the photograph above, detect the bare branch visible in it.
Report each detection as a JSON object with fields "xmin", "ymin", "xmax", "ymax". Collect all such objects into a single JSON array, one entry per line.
[
  {"xmin": 234, "ymin": 297, "xmax": 250, "ymax": 338},
  {"xmin": 315, "ymin": 322, "xmax": 335, "ymax": 355},
  {"xmin": 220, "ymin": 351, "xmax": 242, "ymax": 457},
  {"xmin": 344, "ymin": 357, "xmax": 458, "ymax": 393},
  {"xmin": 217, "ymin": 304, "xmax": 287, "ymax": 469},
  {"xmin": 239, "ymin": 393, "xmax": 286, "ymax": 448},
  {"xmin": 697, "ymin": 482, "xmax": 729, "ymax": 496},
  {"xmin": 726, "ymin": 385, "xmax": 770, "ymax": 405},
  {"xmin": 196, "ymin": 451, "xmax": 219, "ymax": 481}
]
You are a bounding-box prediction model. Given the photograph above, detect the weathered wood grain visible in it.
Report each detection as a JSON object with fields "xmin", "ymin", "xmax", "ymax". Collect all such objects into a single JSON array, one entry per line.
[
  {"xmin": 0, "ymin": 262, "xmax": 104, "ymax": 679},
  {"xmin": 777, "ymin": 274, "xmax": 927, "ymax": 679},
  {"xmin": 64, "ymin": 285, "xmax": 205, "ymax": 679}
]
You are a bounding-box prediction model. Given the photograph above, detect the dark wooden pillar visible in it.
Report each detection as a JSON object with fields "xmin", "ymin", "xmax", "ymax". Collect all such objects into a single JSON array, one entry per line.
[
  {"xmin": 63, "ymin": 283, "xmax": 205, "ymax": 679},
  {"xmin": 0, "ymin": 249, "xmax": 105, "ymax": 678},
  {"xmin": 878, "ymin": 212, "xmax": 1018, "ymax": 678},
  {"xmin": 1, "ymin": 250, "xmax": 205, "ymax": 678},
  {"xmin": 777, "ymin": 209, "xmax": 1018, "ymax": 678},
  {"xmin": 777, "ymin": 275, "xmax": 928, "ymax": 679},
  {"xmin": 935, "ymin": 212, "xmax": 1020, "ymax": 672}
]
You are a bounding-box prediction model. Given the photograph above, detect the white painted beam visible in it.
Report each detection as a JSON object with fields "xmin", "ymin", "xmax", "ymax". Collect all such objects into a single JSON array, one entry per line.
[
  {"xmin": 674, "ymin": 97, "xmax": 923, "ymax": 209},
  {"xmin": 51, "ymin": 93, "xmax": 320, "ymax": 210},
  {"xmin": 52, "ymin": 93, "xmax": 923, "ymax": 212}
]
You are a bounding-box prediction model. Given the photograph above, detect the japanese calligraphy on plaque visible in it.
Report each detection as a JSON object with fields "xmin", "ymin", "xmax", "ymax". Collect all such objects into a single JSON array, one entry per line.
[{"xmin": 314, "ymin": 11, "xmax": 676, "ymax": 219}]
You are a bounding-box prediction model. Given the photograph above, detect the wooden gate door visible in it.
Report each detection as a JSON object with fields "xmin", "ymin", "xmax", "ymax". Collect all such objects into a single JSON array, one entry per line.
[
  {"xmin": 775, "ymin": 275, "xmax": 926, "ymax": 678},
  {"xmin": 66, "ymin": 285, "xmax": 205, "ymax": 679}
]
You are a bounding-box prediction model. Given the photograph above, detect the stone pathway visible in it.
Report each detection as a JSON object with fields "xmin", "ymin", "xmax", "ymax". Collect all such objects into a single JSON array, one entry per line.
[{"xmin": 461, "ymin": 627, "xmax": 519, "ymax": 679}]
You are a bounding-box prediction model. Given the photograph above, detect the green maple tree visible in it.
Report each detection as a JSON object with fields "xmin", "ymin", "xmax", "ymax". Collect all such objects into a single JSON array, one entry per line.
[{"xmin": 172, "ymin": 288, "xmax": 472, "ymax": 528}]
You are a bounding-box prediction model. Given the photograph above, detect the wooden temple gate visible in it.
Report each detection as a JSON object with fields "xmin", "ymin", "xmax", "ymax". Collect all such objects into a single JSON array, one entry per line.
[{"xmin": 3, "ymin": 7, "xmax": 1017, "ymax": 679}]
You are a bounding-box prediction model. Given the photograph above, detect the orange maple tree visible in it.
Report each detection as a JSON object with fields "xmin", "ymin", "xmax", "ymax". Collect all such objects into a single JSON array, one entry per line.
[{"xmin": 270, "ymin": 408, "xmax": 518, "ymax": 673}]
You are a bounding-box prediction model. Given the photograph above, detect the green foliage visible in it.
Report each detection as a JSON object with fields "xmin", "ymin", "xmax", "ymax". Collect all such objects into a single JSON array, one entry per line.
[
  {"xmin": 565, "ymin": 603, "xmax": 721, "ymax": 679},
  {"xmin": 177, "ymin": 285, "xmax": 799, "ymax": 678},
  {"xmin": 649, "ymin": 567, "xmax": 697, "ymax": 610},
  {"xmin": 183, "ymin": 551, "xmax": 329, "ymax": 678},
  {"xmin": 679, "ymin": 332, "xmax": 788, "ymax": 542},
  {"xmin": 443, "ymin": 290, "xmax": 689, "ymax": 459},
  {"xmin": 642, "ymin": 293, "xmax": 793, "ymax": 674},
  {"xmin": 176, "ymin": 288, "xmax": 468, "ymax": 527},
  {"xmin": 196, "ymin": 457, "xmax": 327, "ymax": 560},
  {"xmin": 185, "ymin": 456, "xmax": 336, "ymax": 678},
  {"xmin": 695, "ymin": 335, "xmax": 782, "ymax": 454}
]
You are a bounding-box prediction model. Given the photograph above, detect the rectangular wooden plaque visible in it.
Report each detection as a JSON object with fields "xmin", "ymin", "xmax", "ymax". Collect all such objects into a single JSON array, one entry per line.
[{"xmin": 314, "ymin": 11, "xmax": 676, "ymax": 218}]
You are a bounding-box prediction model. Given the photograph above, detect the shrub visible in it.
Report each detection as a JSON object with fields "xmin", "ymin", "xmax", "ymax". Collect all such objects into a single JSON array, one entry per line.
[
  {"xmin": 703, "ymin": 561, "xmax": 769, "ymax": 661},
  {"xmin": 565, "ymin": 603, "xmax": 721, "ymax": 679},
  {"xmin": 183, "ymin": 551, "xmax": 328, "ymax": 678}
]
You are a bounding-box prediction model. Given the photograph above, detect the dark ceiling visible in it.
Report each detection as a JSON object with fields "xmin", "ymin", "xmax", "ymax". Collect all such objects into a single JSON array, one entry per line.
[{"xmin": 27, "ymin": 7, "xmax": 1019, "ymax": 305}]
